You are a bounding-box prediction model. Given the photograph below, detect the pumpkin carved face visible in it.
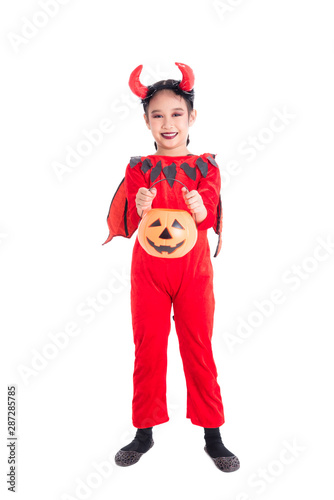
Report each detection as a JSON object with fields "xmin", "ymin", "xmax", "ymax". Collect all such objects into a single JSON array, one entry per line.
[{"xmin": 138, "ymin": 209, "xmax": 197, "ymax": 258}]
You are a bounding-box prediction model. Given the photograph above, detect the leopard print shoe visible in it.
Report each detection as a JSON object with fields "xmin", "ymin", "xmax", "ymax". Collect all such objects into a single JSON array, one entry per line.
[
  {"xmin": 115, "ymin": 438, "xmax": 154, "ymax": 467},
  {"xmin": 204, "ymin": 446, "xmax": 240, "ymax": 472}
]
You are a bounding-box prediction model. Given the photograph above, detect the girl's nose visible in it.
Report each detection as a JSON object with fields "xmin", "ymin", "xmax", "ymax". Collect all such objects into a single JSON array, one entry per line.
[{"xmin": 162, "ymin": 119, "xmax": 174, "ymax": 129}]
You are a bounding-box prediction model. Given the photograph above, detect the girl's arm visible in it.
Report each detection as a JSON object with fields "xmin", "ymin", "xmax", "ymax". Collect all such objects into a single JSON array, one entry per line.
[
  {"xmin": 124, "ymin": 160, "xmax": 150, "ymax": 228},
  {"xmin": 183, "ymin": 160, "xmax": 221, "ymax": 230}
]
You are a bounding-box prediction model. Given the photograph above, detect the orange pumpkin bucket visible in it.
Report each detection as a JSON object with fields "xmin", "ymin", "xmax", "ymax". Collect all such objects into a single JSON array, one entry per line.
[{"xmin": 138, "ymin": 179, "xmax": 198, "ymax": 258}]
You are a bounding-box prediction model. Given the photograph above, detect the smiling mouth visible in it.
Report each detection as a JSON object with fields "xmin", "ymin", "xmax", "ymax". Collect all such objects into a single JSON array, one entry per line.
[
  {"xmin": 161, "ymin": 132, "xmax": 178, "ymax": 139},
  {"xmin": 147, "ymin": 237, "xmax": 185, "ymax": 254}
]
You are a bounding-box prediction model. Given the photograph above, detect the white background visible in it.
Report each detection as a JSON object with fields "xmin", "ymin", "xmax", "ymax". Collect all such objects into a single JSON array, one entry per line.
[{"xmin": 1, "ymin": 0, "xmax": 333, "ymax": 499}]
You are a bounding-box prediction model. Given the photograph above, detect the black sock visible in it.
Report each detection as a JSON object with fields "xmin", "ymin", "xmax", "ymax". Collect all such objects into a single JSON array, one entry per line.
[
  {"xmin": 121, "ymin": 427, "xmax": 153, "ymax": 453},
  {"xmin": 204, "ymin": 427, "xmax": 235, "ymax": 458}
]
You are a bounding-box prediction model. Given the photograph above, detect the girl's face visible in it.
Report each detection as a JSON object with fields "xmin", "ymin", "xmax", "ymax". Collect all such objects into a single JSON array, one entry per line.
[{"xmin": 144, "ymin": 89, "xmax": 197, "ymax": 155}]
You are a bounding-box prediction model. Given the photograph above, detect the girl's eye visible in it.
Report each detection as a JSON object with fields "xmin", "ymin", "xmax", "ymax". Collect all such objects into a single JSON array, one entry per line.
[{"xmin": 152, "ymin": 113, "xmax": 182, "ymax": 118}]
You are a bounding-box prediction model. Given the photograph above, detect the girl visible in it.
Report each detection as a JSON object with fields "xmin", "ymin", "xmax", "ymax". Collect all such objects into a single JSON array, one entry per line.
[{"xmin": 103, "ymin": 62, "xmax": 240, "ymax": 472}]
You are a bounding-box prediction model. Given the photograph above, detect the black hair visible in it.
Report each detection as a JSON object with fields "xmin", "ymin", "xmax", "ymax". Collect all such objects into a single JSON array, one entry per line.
[{"xmin": 141, "ymin": 79, "xmax": 195, "ymax": 150}]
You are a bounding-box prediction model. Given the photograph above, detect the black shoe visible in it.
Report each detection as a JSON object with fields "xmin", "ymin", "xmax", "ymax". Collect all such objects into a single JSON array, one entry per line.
[
  {"xmin": 203, "ymin": 427, "xmax": 240, "ymax": 472},
  {"xmin": 115, "ymin": 428, "xmax": 154, "ymax": 467},
  {"xmin": 204, "ymin": 446, "xmax": 240, "ymax": 472}
]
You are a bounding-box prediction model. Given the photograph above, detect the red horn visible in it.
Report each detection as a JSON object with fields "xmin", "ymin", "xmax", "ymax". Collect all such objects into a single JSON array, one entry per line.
[
  {"xmin": 175, "ymin": 62, "xmax": 195, "ymax": 91},
  {"xmin": 129, "ymin": 64, "xmax": 149, "ymax": 99}
]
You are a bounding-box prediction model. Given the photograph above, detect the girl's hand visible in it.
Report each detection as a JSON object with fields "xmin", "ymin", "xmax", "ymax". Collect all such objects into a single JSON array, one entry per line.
[
  {"xmin": 181, "ymin": 187, "xmax": 208, "ymax": 223},
  {"xmin": 136, "ymin": 187, "xmax": 157, "ymax": 217}
]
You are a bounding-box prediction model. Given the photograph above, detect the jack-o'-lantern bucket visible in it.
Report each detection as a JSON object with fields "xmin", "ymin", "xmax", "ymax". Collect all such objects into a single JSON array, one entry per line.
[{"xmin": 137, "ymin": 178, "xmax": 198, "ymax": 258}]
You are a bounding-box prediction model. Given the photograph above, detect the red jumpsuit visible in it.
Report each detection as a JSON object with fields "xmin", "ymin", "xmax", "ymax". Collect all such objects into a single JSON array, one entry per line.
[{"xmin": 103, "ymin": 153, "xmax": 224, "ymax": 428}]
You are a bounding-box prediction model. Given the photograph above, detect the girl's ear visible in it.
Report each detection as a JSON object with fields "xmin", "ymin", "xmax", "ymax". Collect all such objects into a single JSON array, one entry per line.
[
  {"xmin": 188, "ymin": 109, "xmax": 197, "ymax": 127},
  {"xmin": 143, "ymin": 113, "xmax": 151, "ymax": 130}
]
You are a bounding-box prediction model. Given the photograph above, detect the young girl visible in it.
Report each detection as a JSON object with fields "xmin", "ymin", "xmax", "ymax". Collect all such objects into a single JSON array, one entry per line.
[{"xmin": 103, "ymin": 62, "xmax": 240, "ymax": 472}]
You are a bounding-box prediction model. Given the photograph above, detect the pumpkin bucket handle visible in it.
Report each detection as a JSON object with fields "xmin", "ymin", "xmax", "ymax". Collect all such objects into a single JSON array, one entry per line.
[
  {"xmin": 149, "ymin": 177, "xmax": 190, "ymax": 192},
  {"xmin": 141, "ymin": 177, "xmax": 197, "ymax": 226}
]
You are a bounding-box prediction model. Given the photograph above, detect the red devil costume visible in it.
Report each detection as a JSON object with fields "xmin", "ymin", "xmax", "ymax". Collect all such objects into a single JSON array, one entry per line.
[{"xmin": 103, "ymin": 63, "xmax": 225, "ymax": 429}]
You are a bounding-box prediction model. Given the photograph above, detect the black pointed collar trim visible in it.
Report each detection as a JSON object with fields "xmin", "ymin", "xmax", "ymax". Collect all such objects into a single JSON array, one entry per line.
[
  {"xmin": 129, "ymin": 156, "xmax": 142, "ymax": 168},
  {"xmin": 207, "ymin": 155, "xmax": 218, "ymax": 167},
  {"xmin": 141, "ymin": 158, "xmax": 152, "ymax": 173},
  {"xmin": 162, "ymin": 163, "xmax": 177, "ymax": 187},
  {"xmin": 196, "ymin": 157, "xmax": 208, "ymax": 177},
  {"xmin": 180, "ymin": 161, "xmax": 197, "ymax": 180},
  {"xmin": 129, "ymin": 154, "xmax": 218, "ymax": 181}
]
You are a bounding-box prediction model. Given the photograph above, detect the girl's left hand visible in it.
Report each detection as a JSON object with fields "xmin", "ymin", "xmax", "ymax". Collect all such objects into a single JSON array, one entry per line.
[
  {"xmin": 181, "ymin": 187, "xmax": 208, "ymax": 222},
  {"xmin": 181, "ymin": 187, "xmax": 203, "ymax": 213}
]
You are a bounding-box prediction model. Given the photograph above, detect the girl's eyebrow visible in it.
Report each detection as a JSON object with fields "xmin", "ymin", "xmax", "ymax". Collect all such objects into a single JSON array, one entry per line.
[{"xmin": 150, "ymin": 107, "xmax": 185, "ymax": 114}]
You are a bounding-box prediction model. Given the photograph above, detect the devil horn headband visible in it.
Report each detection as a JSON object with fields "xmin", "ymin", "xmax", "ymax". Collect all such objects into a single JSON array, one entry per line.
[{"xmin": 128, "ymin": 62, "xmax": 195, "ymax": 99}]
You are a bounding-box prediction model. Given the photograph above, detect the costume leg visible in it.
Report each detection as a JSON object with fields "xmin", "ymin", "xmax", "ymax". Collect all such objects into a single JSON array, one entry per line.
[
  {"xmin": 172, "ymin": 252, "xmax": 225, "ymax": 428},
  {"xmin": 130, "ymin": 243, "xmax": 172, "ymax": 428}
]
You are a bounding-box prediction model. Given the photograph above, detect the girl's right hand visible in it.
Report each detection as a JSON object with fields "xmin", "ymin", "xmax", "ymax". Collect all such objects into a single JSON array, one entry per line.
[{"xmin": 136, "ymin": 187, "xmax": 157, "ymax": 217}]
